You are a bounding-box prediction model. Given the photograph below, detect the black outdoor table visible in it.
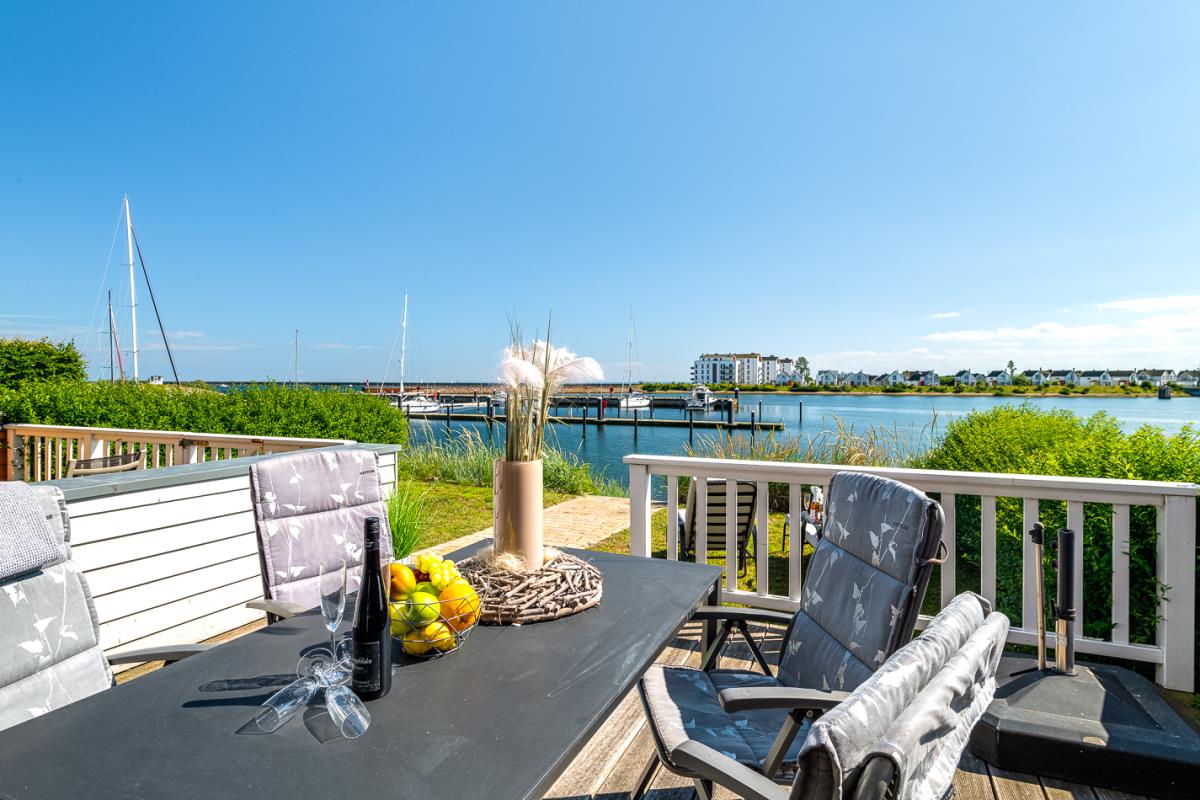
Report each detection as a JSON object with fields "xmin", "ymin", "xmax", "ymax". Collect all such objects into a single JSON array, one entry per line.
[{"xmin": 0, "ymin": 544, "xmax": 721, "ymax": 800}]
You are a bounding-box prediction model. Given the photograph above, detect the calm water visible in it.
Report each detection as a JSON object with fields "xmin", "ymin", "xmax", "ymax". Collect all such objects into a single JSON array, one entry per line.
[{"xmin": 409, "ymin": 393, "xmax": 1199, "ymax": 488}]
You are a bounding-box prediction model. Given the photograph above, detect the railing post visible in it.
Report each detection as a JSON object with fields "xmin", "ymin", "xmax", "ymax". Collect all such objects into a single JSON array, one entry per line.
[
  {"xmin": 2, "ymin": 426, "xmax": 15, "ymax": 481},
  {"xmin": 1157, "ymin": 494, "xmax": 1196, "ymax": 692},
  {"xmin": 628, "ymin": 463, "xmax": 652, "ymax": 558}
]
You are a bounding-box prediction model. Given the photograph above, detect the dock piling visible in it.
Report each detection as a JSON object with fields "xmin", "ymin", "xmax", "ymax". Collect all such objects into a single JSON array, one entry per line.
[{"xmin": 688, "ymin": 410, "xmax": 694, "ymax": 446}]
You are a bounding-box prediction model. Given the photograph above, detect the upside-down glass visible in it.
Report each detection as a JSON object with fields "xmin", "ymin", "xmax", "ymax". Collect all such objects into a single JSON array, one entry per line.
[
  {"xmin": 254, "ymin": 676, "xmax": 321, "ymax": 733},
  {"xmin": 325, "ymin": 684, "xmax": 371, "ymax": 739},
  {"xmin": 319, "ymin": 559, "xmax": 347, "ymax": 659}
]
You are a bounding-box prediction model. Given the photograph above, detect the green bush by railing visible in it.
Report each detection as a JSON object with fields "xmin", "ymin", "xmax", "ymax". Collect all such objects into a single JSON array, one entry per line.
[
  {"xmin": 0, "ymin": 381, "xmax": 409, "ymax": 444},
  {"xmin": 0, "ymin": 338, "xmax": 86, "ymax": 386},
  {"xmin": 911, "ymin": 405, "xmax": 1199, "ymax": 649}
]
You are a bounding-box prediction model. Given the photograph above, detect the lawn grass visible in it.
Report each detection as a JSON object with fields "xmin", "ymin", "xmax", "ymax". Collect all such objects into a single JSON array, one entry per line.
[
  {"xmin": 589, "ymin": 505, "xmax": 949, "ymax": 618},
  {"xmin": 407, "ymin": 479, "xmax": 572, "ymax": 551},
  {"xmin": 589, "ymin": 507, "xmax": 817, "ymax": 597}
]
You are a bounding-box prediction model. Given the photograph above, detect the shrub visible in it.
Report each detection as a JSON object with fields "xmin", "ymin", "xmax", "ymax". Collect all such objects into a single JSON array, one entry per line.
[
  {"xmin": 0, "ymin": 338, "xmax": 86, "ymax": 386},
  {"xmin": 912, "ymin": 405, "xmax": 1199, "ymax": 652},
  {"xmin": 0, "ymin": 381, "xmax": 409, "ymax": 444}
]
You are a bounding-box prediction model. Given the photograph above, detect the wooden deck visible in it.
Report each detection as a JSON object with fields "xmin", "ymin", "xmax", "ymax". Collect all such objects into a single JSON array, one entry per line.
[{"xmin": 545, "ymin": 622, "xmax": 1157, "ymax": 800}]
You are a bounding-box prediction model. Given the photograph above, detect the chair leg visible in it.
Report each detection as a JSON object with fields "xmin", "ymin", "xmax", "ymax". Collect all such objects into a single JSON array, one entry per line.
[
  {"xmin": 693, "ymin": 778, "xmax": 714, "ymax": 800},
  {"xmin": 631, "ymin": 753, "xmax": 660, "ymax": 800}
]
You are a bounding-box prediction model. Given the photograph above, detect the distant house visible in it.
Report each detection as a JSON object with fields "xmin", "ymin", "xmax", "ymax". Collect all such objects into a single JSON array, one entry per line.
[
  {"xmin": 1177, "ymin": 370, "xmax": 1199, "ymax": 388},
  {"xmin": 877, "ymin": 370, "xmax": 906, "ymax": 387},
  {"xmin": 1076, "ymin": 370, "xmax": 1107, "ymax": 387},
  {"xmin": 985, "ymin": 370, "xmax": 1012, "ymax": 386},
  {"xmin": 1045, "ymin": 369, "xmax": 1078, "ymax": 385},
  {"xmin": 902, "ymin": 369, "xmax": 937, "ymax": 386},
  {"xmin": 954, "ymin": 369, "xmax": 979, "ymax": 385},
  {"xmin": 1105, "ymin": 370, "xmax": 1134, "ymax": 387},
  {"xmin": 1021, "ymin": 369, "xmax": 1047, "ymax": 386},
  {"xmin": 773, "ymin": 371, "xmax": 794, "ymax": 386},
  {"xmin": 1138, "ymin": 369, "xmax": 1177, "ymax": 387},
  {"xmin": 843, "ymin": 371, "xmax": 871, "ymax": 387},
  {"xmin": 816, "ymin": 369, "xmax": 841, "ymax": 386}
]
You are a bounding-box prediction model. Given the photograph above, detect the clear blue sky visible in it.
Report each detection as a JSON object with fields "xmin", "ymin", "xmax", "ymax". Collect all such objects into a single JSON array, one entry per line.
[{"xmin": 2, "ymin": 3, "xmax": 1198, "ymax": 382}]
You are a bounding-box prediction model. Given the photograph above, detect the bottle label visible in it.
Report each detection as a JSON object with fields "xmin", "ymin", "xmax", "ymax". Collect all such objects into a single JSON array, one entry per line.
[{"xmin": 352, "ymin": 642, "xmax": 381, "ymax": 694}]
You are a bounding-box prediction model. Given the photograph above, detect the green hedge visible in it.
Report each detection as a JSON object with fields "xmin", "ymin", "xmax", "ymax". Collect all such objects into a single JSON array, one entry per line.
[
  {"xmin": 0, "ymin": 338, "xmax": 86, "ymax": 385},
  {"xmin": 911, "ymin": 405, "xmax": 1199, "ymax": 653},
  {"xmin": 0, "ymin": 381, "xmax": 409, "ymax": 444}
]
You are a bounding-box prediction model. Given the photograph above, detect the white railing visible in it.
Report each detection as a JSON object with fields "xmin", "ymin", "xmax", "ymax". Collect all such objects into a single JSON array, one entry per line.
[
  {"xmin": 625, "ymin": 454, "xmax": 1198, "ymax": 692},
  {"xmin": 3, "ymin": 423, "xmax": 354, "ymax": 483}
]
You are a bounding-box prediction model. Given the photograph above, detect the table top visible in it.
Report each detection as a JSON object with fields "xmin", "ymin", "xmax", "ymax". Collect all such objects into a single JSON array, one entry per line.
[{"xmin": 0, "ymin": 544, "xmax": 721, "ymax": 800}]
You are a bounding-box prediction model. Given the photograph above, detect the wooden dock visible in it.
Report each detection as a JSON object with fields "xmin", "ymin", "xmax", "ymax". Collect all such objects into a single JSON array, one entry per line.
[
  {"xmin": 545, "ymin": 620, "xmax": 1154, "ymax": 800},
  {"xmin": 406, "ymin": 412, "xmax": 784, "ymax": 431}
]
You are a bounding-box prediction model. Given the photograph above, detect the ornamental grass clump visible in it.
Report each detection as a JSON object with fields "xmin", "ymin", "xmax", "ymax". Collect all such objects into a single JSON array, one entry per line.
[{"xmin": 498, "ymin": 321, "xmax": 603, "ymax": 462}]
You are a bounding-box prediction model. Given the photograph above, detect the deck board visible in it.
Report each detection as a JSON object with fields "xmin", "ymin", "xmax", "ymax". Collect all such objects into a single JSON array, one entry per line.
[{"xmin": 546, "ymin": 621, "xmax": 1130, "ymax": 800}]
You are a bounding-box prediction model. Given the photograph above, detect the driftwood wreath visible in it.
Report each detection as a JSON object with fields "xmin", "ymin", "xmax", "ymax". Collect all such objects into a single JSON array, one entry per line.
[{"xmin": 457, "ymin": 547, "xmax": 603, "ymax": 625}]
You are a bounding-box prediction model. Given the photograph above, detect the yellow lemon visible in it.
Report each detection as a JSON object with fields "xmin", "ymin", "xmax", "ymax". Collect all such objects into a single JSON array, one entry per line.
[
  {"xmin": 422, "ymin": 621, "xmax": 456, "ymax": 652},
  {"xmin": 402, "ymin": 629, "xmax": 432, "ymax": 656}
]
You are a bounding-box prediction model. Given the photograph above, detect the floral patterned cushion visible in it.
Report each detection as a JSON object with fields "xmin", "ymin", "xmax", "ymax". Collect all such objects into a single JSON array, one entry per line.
[
  {"xmin": 248, "ymin": 449, "xmax": 393, "ymax": 610},
  {"xmin": 639, "ymin": 666, "xmax": 811, "ymax": 773},
  {"xmin": 778, "ymin": 472, "xmax": 943, "ymax": 691},
  {"xmin": 0, "ymin": 485, "xmax": 111, "ymax": 732}
]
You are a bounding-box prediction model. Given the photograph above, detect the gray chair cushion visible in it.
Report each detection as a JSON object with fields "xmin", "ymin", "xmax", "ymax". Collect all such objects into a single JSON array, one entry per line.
[
  {"xmin": 640, "ymin": 666, "xmax": 810, "ymax": 773},
  {"xmin": 789, "ymin": 592, "xmax": 1005, "ymax": 800},
  {"xmin": 248, "ymin": 449, "xmax": 393, "ymax": 609},
  {"xmin": 778, "ymin": 472, "xmax": 943, "ymax": 691},
  {"xmin": 0, "ymin": 485, "xmax": 111, "ymax": 732},
  {"xmin": 0, "ymin": 482, "xmax": 63, "ymax": 580}
]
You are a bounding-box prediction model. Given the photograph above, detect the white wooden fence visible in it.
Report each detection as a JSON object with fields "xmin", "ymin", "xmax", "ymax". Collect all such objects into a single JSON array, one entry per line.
[
  {"xmin": 625, "ymin": 454, "xmax": 1198, "ymax": 692},
  {"xmin": 52, "ymin": 445, "xmax": 399, "ymax": 672},
  {"xmin": 3, "ymin": 423, "xmax": 354, "ymax": 482}
]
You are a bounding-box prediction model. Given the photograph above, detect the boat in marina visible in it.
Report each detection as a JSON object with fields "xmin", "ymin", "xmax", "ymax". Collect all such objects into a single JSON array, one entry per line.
[
  {"xmin": 617, "ymin": 310, "xmax": 651, "ymax": 409},
  {"xmin": 685, "ymin": 384, "xmax": 714, "ymax": 410},
  {"xmin": 389, "ymin": 292, "xmax": 442, "ymax": 414}
]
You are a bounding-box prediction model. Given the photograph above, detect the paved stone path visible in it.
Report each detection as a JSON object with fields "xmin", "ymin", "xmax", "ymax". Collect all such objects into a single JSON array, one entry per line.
[{"xmin": 414, "ymin": 495, "xmax": 631, "ymax": 558}]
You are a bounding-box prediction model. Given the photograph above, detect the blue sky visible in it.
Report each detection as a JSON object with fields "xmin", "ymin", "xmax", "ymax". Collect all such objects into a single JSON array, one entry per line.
[{"xmin": 2, "ymin": 3, "xmax": 1198, "ymax": 382}]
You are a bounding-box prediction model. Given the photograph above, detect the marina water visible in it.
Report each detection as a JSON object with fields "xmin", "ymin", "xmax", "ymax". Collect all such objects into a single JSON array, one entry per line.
[{"xmin": 408, "ymin": 393, "xmax": 1199, "ymax": 489}]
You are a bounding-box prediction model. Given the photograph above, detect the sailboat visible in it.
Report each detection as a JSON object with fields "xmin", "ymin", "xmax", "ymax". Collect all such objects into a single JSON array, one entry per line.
[
  {"xmin": 393, "ymin": 292, "xmax": 441, "ymax": 414},
  {"xmin": 617, "ymin": 311, "xmax": 651, "ymax": 410},
  {"xmin": 97, "ymin": 196, "xmax": 179, "ymax": 384}
]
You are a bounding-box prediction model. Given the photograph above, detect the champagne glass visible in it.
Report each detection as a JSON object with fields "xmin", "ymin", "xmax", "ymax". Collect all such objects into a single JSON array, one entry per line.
[
  {"xmin": 319, "ymin": 559, "xmax": 347, "ymax": 660},
  {"xmin": 254, "ymin": 676, "xmax": 320, "ymax": 733}
]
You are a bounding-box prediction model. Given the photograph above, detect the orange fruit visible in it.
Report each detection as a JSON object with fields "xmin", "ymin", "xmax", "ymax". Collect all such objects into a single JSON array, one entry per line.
[
  {"xmin": 389, "ymin": 563, "xmax": 417, "ymax": 600},
  {"xmin": 439, "ymin": 580, "xmax": 480, "ymax": 632}
]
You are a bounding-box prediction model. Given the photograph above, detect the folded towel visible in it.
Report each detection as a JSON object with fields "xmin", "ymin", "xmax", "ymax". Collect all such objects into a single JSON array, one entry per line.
[{"xmin": 0, "ymin": 482, "xmax": 63, "ymax": 581}]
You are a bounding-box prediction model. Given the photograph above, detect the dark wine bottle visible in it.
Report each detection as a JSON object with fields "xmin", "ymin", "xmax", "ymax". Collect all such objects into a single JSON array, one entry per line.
[{"xmin": 351, "ymin": 516, "xmax": 392, "ymax": 700}]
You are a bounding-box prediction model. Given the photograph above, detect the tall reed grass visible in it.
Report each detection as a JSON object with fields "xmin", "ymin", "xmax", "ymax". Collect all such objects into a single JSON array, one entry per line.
[
  {"xmin": 387, "ymin": 480, "xmax": 430, "ymax": 559},
  {"xmin": 396, "ymin": 428, "xmax": 624, "ymax": 496}
]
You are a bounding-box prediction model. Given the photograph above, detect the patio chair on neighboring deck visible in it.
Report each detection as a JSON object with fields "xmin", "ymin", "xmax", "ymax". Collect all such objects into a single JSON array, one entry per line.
[
  {"xmin": 679, "ymin": 478, "xmax": 758, "ymax": 576},
  {"xmin": 65, "ymin": 450, "xmax": 145, "ymax": 478},
  {"xmin": 637, "ymin": 471, "xmax": 947, "ymax": 796},
  {"xmin": 658, "ymin": 592, "xmax": 1009, "ymax": 800},
  {"xmin": 246, "ymin": 448, "xmax": 393, "ymax": 622},
  {"xmin": 0, "ymin": 482, "xmax": 208, "ymax": 733}
]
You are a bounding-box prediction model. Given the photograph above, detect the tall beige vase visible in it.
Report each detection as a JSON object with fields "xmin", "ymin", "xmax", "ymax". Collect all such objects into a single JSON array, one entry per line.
[{"xmin": 493, "ymin": 458, "xmax": 544, "ymax": 571}]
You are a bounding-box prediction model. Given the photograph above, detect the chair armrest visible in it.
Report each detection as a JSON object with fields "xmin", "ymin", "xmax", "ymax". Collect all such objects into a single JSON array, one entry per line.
[
  {"xmin": 107, "ymin": 644, "xmax": 212, "ymax": 664},
  {"xmin": 718, "ymin": 686, "xmax": 851, "ymax": 714},
  {"xmin": 690, "ymin": 605, "xmax": 794, "ymax": 626},
  {"xmin": 247, "ymin": 598, "xmax": 308, "ymax": 619},
  {"xmin": 670, "ymin": 740, "xmax": 789, "ymax": 800}
]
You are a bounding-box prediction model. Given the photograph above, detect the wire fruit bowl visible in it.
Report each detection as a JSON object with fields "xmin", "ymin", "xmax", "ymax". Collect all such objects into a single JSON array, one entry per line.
[{"xmin": 390, "ymin": 588, "xmax": 481, "ymax": 658}]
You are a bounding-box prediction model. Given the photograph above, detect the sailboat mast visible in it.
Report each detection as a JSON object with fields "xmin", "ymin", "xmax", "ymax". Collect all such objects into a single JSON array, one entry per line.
[
  {"xmin": 293, "ymin": 330, "xmax": 300, "ymax": 388},
  {"xmin": 625, "ymin": 309, "xmax": 634, "ymax": 392},
  {"xmin": 107, "ymin": 291, "xmax": 114, "ymax": 383},
  {"xmin": 124, "ymin": 196, "xmax": 139, "ymax": 383},
  {"xmin": 399, "ymin": 291, "xmax": 408, "ymax": 396}
]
